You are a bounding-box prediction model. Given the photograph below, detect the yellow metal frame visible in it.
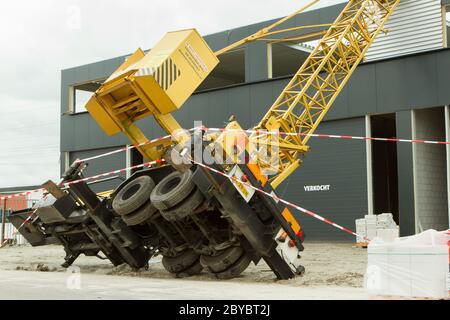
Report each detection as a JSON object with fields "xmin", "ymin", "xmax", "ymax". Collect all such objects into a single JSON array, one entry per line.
[
  {"xmin": 214, "ymin": 0, "xmax": 321, "ymax": 56},
  {"xmin": 84, "ymin": 0, "xmax": 400, "ymax": 193},
  {"xmin": 86, "ymin": 30, "xmax": 218, "ymax": 161},
  {"xmin": 251, "ymin": 0, "xmax": 400, "ymax": 188}
]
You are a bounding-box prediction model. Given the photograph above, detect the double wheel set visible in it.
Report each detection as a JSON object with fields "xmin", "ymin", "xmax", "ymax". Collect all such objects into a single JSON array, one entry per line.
[{"xmin": 111, "ymin": 168, "xmax": 251, "ymax": 279}]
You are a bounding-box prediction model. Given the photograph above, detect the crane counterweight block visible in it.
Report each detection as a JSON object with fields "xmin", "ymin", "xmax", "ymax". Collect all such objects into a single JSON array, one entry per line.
[{"xmin": 86, "ymin": 29, "xmax": 219, "ymax": 161}]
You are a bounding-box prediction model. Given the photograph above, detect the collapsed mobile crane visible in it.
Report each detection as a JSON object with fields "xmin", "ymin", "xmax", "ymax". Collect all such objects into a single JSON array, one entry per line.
[{"xmin": 10, "ymin": 0, "xmax": 399, "ymax": 279}]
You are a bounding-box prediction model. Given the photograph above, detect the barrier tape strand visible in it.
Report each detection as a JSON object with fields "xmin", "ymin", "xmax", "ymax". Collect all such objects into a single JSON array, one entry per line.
[
  {"xmin": 202, "ymin": 127, "xmax": 450, "ymax": 146},
  {"xmin": 190, "ymin": 159, "xmax": 367, "ymax": 241}
]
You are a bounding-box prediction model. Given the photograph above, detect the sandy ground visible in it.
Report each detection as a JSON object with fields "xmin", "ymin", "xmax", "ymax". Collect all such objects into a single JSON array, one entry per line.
[
  {"xmin": 0, "ymin": 270, "xmax": 368, "ymax": 300},
  {"xmin": 0, "ymin": 242, "xmax": 370, "ymax": 300}
]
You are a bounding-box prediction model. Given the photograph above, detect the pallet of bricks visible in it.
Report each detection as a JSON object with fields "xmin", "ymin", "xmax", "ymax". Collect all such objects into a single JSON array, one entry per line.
[{"xmin": 355, "ymin": 213, "xmax": 399, "ymax": 247}]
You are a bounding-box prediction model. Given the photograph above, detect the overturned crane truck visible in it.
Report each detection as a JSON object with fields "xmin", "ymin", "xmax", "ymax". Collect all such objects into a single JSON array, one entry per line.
[{"xmin": 10, "ymin": 0, "xmax": 400, "ymax": 279}]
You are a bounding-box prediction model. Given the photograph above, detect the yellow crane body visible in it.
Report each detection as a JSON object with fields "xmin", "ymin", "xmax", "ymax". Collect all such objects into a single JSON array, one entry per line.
[
  {"xmin": 86, "ymin": 29, "xmax": 219, "ymax": 160},
  {"xmin": 85, "ymin": 0, "xmax": 400, "ymax": 258},
  {"xmin": 87, "ymin": 0, "xmax": 399, "ymax": 191}
]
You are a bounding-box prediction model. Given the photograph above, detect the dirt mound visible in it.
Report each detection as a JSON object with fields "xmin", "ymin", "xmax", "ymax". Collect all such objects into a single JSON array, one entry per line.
[{"xmin": 15, "ymin": 263, "xmax": 58, "ymax": 272}]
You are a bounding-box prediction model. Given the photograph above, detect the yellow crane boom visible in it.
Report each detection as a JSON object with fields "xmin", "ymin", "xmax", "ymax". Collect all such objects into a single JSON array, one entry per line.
[
  {"xmin": 250, "ymin": 0, "xmax": 400, "ymax": 188},
  {"xmin": 85, "ymin": 0, "xmax": 400, "ymax": 189}
]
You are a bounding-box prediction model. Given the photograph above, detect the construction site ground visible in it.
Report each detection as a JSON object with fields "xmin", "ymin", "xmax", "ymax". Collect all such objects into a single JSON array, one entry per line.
[{"xmin": 0, "ymin": 242, "xmax": 377, "ymax": 300}]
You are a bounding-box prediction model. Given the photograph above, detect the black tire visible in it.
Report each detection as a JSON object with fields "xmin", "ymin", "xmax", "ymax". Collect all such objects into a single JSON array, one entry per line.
[
  {"xmin": 200, "ymin": 246, "xmax": 244, "ymax": 273},
  {"xmin": 160, "ymin": 188, "xmax": 205, "ymax": 221},
  {"xmin": 150, "ymin": 171, "xmax": 195, "ymax": 211},
  {"xmin": 122, "ymin": 201, "xmax": 158, "ymax": 226},
  {"xmin": 113, "ymin": 176, "xmax": 155, "ymax": 215},
  {"xmin": 175, "ymin": 260, "xmax": 203, "ymax": 278},
  {"xmin": 162, "ymin": 249, "xmax": 199, "ymax": 274},
  {"xmin": 213, "ymin": 254, "xmax": 252, "ymax": 280}
]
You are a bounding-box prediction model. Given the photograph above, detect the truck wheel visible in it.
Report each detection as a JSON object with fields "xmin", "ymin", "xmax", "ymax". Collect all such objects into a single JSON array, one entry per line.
[
  {"xmin": 150, "ymin": 171, "xmax": 195, "ymax": 211},
  {"xmin": 122, "ymin": 202, "xmax": 158, "ymax": 226},
  {"xmin": 113, "ymin": 176, "xmax": 155, "ymax": 215},
  {"xmin": 160, "ymin": 188, "xmax": 204, "ymax": 221},
  {"xmin": 200, "ymin": 246, "xmax": 244, "ymax": 273},
  {"xmin": 213, "ymin": 254, "xmax": 252, "ymax": 280},
  {"xmin": 175, "ymin": 260, "xmax": 203, "ymax": 278},
  {"xmin": 162, "ymin": 249, "xmax": 199, "ymax": 274}
]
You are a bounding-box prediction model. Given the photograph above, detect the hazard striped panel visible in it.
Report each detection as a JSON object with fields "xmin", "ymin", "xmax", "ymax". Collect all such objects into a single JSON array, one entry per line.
[
  {"xmin": 136, "ymin": 58, "xmax": 182, "ymax": 91},
  {"xmin": 155, "ymin": 58, "xmax": 182, "ymax": 91},
  {"xmin": 136, "ymin": 67, "xmax": 157, "ymax": 77}
]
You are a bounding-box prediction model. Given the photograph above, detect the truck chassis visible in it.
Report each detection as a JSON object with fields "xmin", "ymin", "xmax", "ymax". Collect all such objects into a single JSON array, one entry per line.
[{"xmin": 10, "ymin": 134, "xmax": 305, "ymax": 280}]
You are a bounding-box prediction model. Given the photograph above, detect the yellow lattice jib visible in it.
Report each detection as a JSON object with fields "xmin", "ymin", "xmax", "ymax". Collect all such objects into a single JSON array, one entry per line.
[{"xmin": 253, "ymin": 0, "xmax": 400, "ymax": 189}]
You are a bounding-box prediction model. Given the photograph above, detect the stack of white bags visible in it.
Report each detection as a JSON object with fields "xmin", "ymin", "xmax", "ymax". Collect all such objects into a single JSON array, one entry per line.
[{"xmin": 365, "ymin": 229, "xmax": 449, "ymax": 298}]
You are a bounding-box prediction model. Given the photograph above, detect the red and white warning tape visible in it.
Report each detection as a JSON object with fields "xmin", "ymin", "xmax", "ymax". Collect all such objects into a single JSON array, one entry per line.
[
  {"xmin": 0, "ymin": 188, "xmax": 44, "ymax": 200},
  {"xmin": 74, "ymin": 128, "xmax": 195, "ymax": 164},
  {"xmin": 0, "ymin": 159, "xmax": 165, "ymax": 248},
  {"xmin": 75, "ymin": 126, "xmax": 450, "ymax": 170},
  {"xmin": 190, "ymin": 158, "xmax": 367, "ymax": 241},
  {"xmin": 4, "ymin": 123, "xmax": 441, "ymax": 242},
  {"xmin": 74, "ymin": 134, "xmax": 172, "ymax": 163},
  {"xmin": 1, "ymin": 155, "xmax": 364, "ymax": 248},
  {"xmin": 0, "ymin": 160, "xmax": 165, "ymax": 201},
  {"xmin": 0, "ymin": 128, "xmax": 194, "ymax": 201},
  {"xmin": 62, "ymin": 125, "xmax": 450, "ymax": 179},
  {"xmin": 202, "ymin": 127, "xmax": 450, "ymax": 146},
  {"xmin": 64, "ymin": 159, "xmax": 164, "ymax": 186},
  {"xmin": 3, "ymin": 124, "xmax": 447, "ymax": 201}
]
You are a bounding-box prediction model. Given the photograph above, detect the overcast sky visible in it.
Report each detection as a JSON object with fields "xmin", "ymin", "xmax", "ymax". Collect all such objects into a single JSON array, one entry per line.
[{"xmin": 0, "ymin": 0, "xmax": 346, "ymax": 188}]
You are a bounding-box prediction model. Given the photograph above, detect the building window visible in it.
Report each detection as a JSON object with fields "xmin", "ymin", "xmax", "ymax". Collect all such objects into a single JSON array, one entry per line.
[
  {"xmin": 74, "ymin": 88, "xmax": 92, "ymax": 113},
  {"xmin": 197, "ymin": 49, "xmax": 245, "ymax": 91},
  {"xmin": 69, "ymin": 79, "xmax": 105, "ymax": 114},
  {"xmin": 270, "ymin": 42, "xmax": 315, "ymax": 78}
]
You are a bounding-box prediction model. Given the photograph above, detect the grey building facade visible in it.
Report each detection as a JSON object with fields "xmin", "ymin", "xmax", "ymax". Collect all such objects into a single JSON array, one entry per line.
[{"xmin": 60, "ymin": 2, "xmax": 450, "ymax": 241}]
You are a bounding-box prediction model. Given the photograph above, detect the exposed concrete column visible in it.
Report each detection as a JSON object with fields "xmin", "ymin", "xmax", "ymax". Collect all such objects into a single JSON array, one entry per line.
[
  {"xmin": 245, "ymin": 42, "xmax": 269, "ymax": 82},
  {"xmin": 60, "ymin": 152, "xmax": 70, "ymax": 178},
  {"xmin": 412, "ymin": 107, "xmax": 448, "ymax": 232},
  {"xmin": 64, "ymin": 152, "xmax": 70, "ymax": 172},
  {"xmin": 396, "ymin": 111, "xmax": 416, "ymax": 236},
  {"xmin": 365, "ymin": 115, "xmax": 374, "ymax": 216},
  {"xmin": 267, "ymin": 43, "xmax": 273, "ymax": 79},
  {"xmin": 442, "ymin": 5, "xmax": 449, "ymax": 48},
  {"xmin": 446, "ymin": 105, "xmax": 450, "ymax": 228},
  {"xmin": 411, "ymin": 110, "xmax": 420, "ymax": 234},
  {"xmin": 68, "ymin": 86, "xmax": 75, "ymax": 114}
]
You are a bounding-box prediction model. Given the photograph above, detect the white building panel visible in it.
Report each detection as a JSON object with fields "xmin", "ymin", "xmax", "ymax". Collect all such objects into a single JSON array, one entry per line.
[
  {"xmin": 365, "ymin": 0, "xmax": 444, "ymax": 62},
  {"xmin": 2, "ymin": 223, "xmax": 27, "ymax": 245}
]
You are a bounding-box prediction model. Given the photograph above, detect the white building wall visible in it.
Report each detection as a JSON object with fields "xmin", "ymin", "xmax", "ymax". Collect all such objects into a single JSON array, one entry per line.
[
  {"xmin": 0, "ymin": 190, "xmax": 42, "ymax": 246},
  {"xmin": 366, "ymin": 0, "xmax": 444, "ymax": 62},
  {"xmin": 413, "ymin": 108, "xmax": 449, "ymax": 232}
]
